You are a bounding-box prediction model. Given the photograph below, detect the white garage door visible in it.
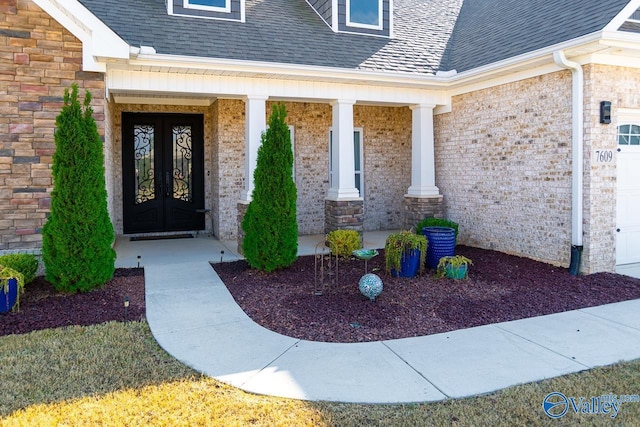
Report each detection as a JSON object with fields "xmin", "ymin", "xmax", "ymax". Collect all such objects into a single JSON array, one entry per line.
[{"xmin": 616, "ymin": 118, "xmax": 640, "ymax": 265}]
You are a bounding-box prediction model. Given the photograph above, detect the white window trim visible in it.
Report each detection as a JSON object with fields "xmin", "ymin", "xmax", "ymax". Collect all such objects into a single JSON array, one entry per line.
[
  {"xmin": 184, "ymin": 0, "xmax": 231, "ymax": 13},
  {"xmin": 329, "ymin": 127, "xmax": 364, "ymax": 196},
  {"xmin": 346, "ymin": 0, "xmax": 383, "ymax": 30},
  {"xmin": 618, "ymin": 123, "xmax": 640, "ymax": 146},
  {"xmin": 289, "ymin": 125, "xmax": 296, "ymax": 180}
]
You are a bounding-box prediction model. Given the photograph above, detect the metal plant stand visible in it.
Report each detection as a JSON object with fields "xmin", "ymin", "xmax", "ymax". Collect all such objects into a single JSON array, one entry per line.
[{"xmin": 314, "ymin": 240, "xmax": 338, "ymax": 296}]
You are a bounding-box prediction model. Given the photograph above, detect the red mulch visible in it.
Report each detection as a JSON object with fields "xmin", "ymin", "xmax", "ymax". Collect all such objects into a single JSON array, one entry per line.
[
  {"xmin": 0, "ymin": 268, "xmax": 145, "ymax": 337},
  {"xmin": 214, "ymin": 246, "xmax": 640, "ymax": 343},
  {"xmin": 2, "ymin": 247, "xmax": 639, "ymax": 344}
]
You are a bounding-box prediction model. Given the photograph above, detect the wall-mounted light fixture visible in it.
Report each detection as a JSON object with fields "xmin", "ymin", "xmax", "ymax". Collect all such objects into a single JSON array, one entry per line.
[{"xmin": 600, "ymin": 101, "xmax": 611, "ymax": 124}]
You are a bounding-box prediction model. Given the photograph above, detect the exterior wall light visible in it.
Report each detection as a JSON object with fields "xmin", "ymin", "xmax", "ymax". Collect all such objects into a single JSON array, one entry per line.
[{"xmin": 600, "ymin": 101, "xmax": 611, "ymax": 124}]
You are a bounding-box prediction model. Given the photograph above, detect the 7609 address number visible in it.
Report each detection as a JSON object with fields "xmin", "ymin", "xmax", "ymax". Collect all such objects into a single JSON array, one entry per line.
[{"xmin": 593, "ymin": 149, "xmax": 614, "ymax": 163}]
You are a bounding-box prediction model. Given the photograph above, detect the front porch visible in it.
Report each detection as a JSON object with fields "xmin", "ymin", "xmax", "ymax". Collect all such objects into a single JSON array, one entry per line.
[{"xmin": 113, "ymin": 230, "xmax": 398, "ymax": 269}]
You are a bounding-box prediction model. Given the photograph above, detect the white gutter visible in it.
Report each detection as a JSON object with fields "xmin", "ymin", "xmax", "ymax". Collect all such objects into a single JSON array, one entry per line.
[
  {"xmin": 118, "ymin": 30, "xmax": 612, "ymax": 95},
  {"xmin": 553, "ymin": 50, "xmax": 584, "ymax": 249}
]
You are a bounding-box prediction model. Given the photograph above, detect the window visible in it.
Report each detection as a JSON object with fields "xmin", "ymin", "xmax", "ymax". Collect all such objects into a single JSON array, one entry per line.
[
  {"xmin": 618, "ymin": 124, "xmax": 640, "ymax": 145},
  {"xmin": 347, "ymin": 0, "xmax": 382, "ymax": 29},
  {"xmin": 329, "ymin": 128, "xmax": 364, "ymax": 195},
  {"xmin": 184, "ymin": 0, "xmax": 229, "ymax": 12}
]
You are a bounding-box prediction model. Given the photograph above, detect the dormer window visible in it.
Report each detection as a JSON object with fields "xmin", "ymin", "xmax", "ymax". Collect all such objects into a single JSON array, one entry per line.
[
  {"xmin": 347, "ymin": 0, "xmax": 383, "ymax": 30},
  {"xmin": 308, "ymin": 0, "xmax": 391, "ymax": 37},
  {"xmin": 185, "ymin": 0, "xmax": 230, "ymax": 13},
  {"xmin": 169, "ymin": 0, "xmax": 244, "ymax": 22}
]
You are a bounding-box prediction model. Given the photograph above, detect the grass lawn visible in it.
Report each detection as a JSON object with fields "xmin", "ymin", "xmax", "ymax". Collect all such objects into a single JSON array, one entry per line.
[{"xmin": 1, "ymin": 321, "xmax": 639, "ymax": 426}]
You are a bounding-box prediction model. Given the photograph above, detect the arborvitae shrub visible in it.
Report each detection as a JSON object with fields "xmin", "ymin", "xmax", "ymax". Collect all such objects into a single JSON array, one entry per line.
[
  {"xmin": 42, "ymin": 84, "xmax": 116, "ymax": 292},
  {"xmin": 242, "ymin": 103, "xmax": 298, "ymax": 272}
]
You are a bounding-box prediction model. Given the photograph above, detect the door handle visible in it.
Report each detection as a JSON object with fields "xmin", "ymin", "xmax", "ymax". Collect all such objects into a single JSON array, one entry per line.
[
  {"xmin": 166, "ymin": 171, "xmax": 171, "ymax": 198},
  {"xmin": 617, "ymin": 228, "xmax": 621, "ymax": 232}
]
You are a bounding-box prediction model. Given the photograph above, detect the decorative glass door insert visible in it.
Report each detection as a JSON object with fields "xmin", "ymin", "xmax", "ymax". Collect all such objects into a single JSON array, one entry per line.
[{"xmin": 123, "ymin": 114, "xmax": 204, "ymax": 234}]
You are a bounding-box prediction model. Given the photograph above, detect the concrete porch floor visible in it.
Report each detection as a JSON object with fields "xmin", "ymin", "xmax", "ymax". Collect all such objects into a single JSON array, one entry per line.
[{"xmin": 114, "ymin": 230, "xmax": 397, "ymax": 268}]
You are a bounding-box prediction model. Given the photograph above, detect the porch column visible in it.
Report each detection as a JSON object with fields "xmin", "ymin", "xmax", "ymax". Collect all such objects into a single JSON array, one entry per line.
[
  {"xmin": 403, "ymin": 104, "xmax": 444, "ymax": 229},
  {"xmin": 240, "ymin": 95, "xmax": 268, "ymax": 202},
  {"xmin": 325, "ymin": 99, "xmax": 363, "ymax": 234},
  {"xmin": 407, "ymin": 104, "xmax": 439, "ymax": 197},
  {"xmin": 327, "ymin": 100, "xmax": 360, "ymax": 200},
  {"xmin": 238, "ymin": 95, "xmax": 267, "ymax": 253}
]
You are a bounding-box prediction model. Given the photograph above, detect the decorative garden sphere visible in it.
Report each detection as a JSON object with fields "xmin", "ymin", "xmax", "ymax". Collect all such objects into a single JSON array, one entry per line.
[{"xmin": 359, "ymin": 273, "xmax": 383, "ymax": 301}]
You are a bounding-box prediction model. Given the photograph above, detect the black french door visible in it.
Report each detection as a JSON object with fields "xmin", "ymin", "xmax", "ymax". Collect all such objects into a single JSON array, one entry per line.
[{"xmin": 122, "ymin": 113, "xmax": 204, "ymax": 234}]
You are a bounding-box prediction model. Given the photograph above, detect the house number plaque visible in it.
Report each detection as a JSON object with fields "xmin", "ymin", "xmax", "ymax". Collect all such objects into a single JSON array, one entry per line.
[{"xmin": 592, "ymin": 149, "xmax": 614, "ymax": 164}]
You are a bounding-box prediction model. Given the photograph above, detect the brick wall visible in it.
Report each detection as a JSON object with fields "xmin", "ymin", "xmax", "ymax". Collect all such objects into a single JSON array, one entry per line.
[
  {"xmin": 0, "ymin": 0, "xmax": 105, "ymax": 251},
  {"xmin": 215, "ymin": 99, "xmax": 245, "ymax": 241},
  {"xmin": 435, "ymin": 72, "xmax": 574, "ymax": 267},
  {"xmin": 271, "ymin": 101, "xmax": 330, "ymax": 235},
  {"xmin": 354, "ymin": 105, "xmax": 411, "ymax": 231},
  {"xmin": 583, "ymin": 64, "xmax": 640, "ymax": 273},
  {"xmin": 228, "ymin": 101, "xmax": 411, "ymax": 241}
]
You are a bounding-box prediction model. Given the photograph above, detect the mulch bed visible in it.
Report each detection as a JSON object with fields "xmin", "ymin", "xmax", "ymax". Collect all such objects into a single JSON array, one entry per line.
[
  {"xmin": 214, "ymin": 246, "xmax": 640, "ymax": 343},
  {"xmin": 2, "ymin": 248, "xmax": 639, "ymax": 344},
  {"xmin": 0, "ymin": 268, "xmax": 145, "ymax": 337}
]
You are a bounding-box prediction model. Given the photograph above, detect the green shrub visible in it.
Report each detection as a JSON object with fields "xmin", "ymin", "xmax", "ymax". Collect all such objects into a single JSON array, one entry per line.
[
  {"xmin": 384, "ymin": 231, "xmax": 427, "ymax": 275},
  {"xmin": 42, "ymin": 84, "xmax": 116, "ymax": 292},
  {"xmin": 242, "ymin": 103, "xmax": 298, "ymax": 272},
  {"xmin": 326, "ymin": 230, "xmax": 361, "ymax": 258},
  {"xmin": 0, "ymin": 254, "xmax": 38, "ymax": 284},
  {"xmin": 415, "ymin": 217, "xmax": 459, "ymax": 240}
]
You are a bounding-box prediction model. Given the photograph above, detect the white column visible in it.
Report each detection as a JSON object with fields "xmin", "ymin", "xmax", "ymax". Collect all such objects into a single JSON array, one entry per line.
[
  {"xmin": 407, "ymin": 104, "xmax": 440, "ymax": 197},
  {"xmin": 327, "ymin": 99, "xmax": 360, "ymax": 200},
  {"xmin": 240, "ymin": 95, "xmax": 267, "ymax": 202}
]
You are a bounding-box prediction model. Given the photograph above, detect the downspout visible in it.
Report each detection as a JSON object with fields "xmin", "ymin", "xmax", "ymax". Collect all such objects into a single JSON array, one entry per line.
[{"xmin": 553, "ymin": 50, "xmax": 583, "ymax": 275}]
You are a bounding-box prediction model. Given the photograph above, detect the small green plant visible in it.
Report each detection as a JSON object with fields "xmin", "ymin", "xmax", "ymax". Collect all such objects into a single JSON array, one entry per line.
[
  {"xmin": 326, "ymin": 230, "xmax": 361, "ymax": 258},
  {"xmin": 437, "ymin": 255, "xmax": 473, "ymax": 279},
  {"xmin": 384, "ymin": 231, "xmax": 427, "ymax": 274},
  {"xmin": 0, "ymin": 254, "xmax": 38, "ymax": 284},
  {"xmin": 416, "ymin": 217, "xmax": 459, "ymax": 240},
  {"xmin": 0, "ymin": 265, "xmax": 25, "ymax": 312}
]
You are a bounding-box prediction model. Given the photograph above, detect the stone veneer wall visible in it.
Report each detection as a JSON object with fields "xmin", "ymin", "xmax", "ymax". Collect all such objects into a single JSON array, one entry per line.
[
  {"xmin": 403, "ymin": 196, "xmax": 444, "ymax": 230},
  {"xmin": 583, "ymin": 64, "xmax": 640, "ymax": 273},
  {"xmin": 435, "ymin": 71, "xmax": 574, "ymax": 267},
  {"xmin": 108, "ymin": 103, "xmax": 215, "ymax": 235},
  {"xmin": 0, "ymin": 0, "xmax": 105, "ymax": 252}
]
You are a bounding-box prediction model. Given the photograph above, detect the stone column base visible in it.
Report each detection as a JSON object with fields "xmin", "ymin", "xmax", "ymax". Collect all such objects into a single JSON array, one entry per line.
[
  {"xmin": 324, "ymin": 199, "xmax": 364, "ymax": 235},
  {"xmin": 236, "ymin": 201, "xmax": 249, "ymax": 255},
  {"xmin": 403, "ymin": 195, "xmax": 444, "ymax": 231}
]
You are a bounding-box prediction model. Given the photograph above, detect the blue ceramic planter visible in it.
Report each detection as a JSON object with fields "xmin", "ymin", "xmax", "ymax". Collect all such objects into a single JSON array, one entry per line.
[
  {"xmin": 392, "ymin": 249, "xmax": 421, "ymax": 278},
  {"xmin": 445, "ymin": 264, "xmax": 468, "ymax": 280},
  {"xmin": 0, "ymin": 278, "xmax": 18, "ymax": 313},
  {"xmin": 422, "ymin": 226, "xmax": 456, "ymax": 269}
]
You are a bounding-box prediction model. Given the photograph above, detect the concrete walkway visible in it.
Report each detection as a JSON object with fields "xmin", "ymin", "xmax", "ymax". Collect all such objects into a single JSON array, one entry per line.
[{"xmin": 114, "ymin": 234, "xmax": 640, "ymax": 404}]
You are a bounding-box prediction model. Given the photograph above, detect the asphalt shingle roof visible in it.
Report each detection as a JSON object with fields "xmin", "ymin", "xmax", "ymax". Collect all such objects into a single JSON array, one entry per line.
[
  {"xmin": 442, "ymin": 0, "xmax": 631, "ymax": 72},
  {"xmin": 78, "ymin": 0, "xmax": 631, "ymax": 75}
]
